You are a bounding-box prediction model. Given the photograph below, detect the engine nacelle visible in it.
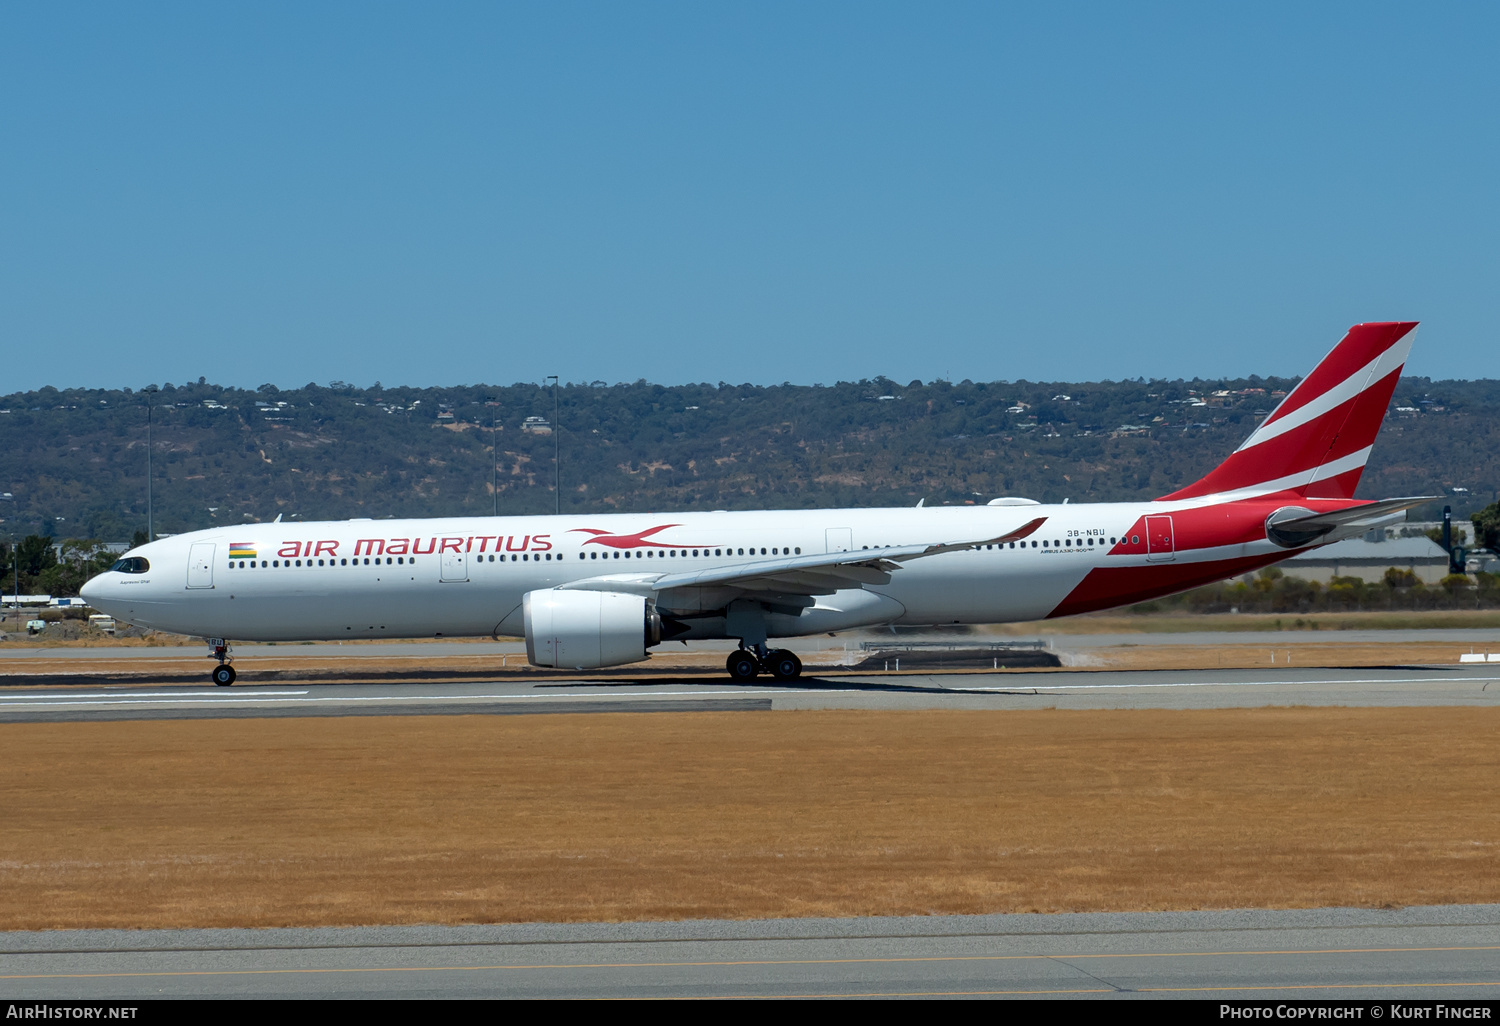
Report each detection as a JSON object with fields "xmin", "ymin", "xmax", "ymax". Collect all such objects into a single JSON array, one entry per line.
[{"xmin": 523, "ymin": 589, "xmax": 663, "ymax": 669}]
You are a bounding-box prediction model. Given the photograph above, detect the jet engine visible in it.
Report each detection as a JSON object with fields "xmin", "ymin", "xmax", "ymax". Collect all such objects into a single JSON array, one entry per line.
[{"xmin": 523, "ymin": 589, "xmax": 663, "ymax": 669}]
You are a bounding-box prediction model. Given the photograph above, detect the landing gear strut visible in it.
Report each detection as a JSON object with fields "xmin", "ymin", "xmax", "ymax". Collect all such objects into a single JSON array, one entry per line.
[{"xmin": 208, "ymin": 637, "xmax": 236, "ymax": 686}]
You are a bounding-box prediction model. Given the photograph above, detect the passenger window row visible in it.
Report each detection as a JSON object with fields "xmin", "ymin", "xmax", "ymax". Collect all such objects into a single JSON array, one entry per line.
[
  {"xmin": 224, "ymin": 537, "xmax": 1148, "ymax": 573},
  {"xmin": 230, "ymin": 557, "xmax": 419, "ymax": 569},
  {"xmin": 974, "ymin": 536, "xmax": 1122, "ymax": 550},
  {"xmin": 227, "ymin": 545, "xmax": 809, "ymax": 571},
  {"xmin": 580, "ymin": 547, "xmax": 799, "ymax": 560}
]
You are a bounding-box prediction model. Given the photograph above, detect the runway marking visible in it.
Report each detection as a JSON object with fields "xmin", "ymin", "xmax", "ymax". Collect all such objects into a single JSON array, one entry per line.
[
  {"xmin": 0, "ymin": 690, "xmax": 311, "ymax": 701},
  {"xmin": 0, "ymin": 689, "xmax": 807, "ymax": 710},
  {"xmin": 8, "ymin": 943, "xmax": 1499, "ymax": 980},
  {"xmin": 959, "ymin": 675, "xmax": 1500, "ymax": 692}
]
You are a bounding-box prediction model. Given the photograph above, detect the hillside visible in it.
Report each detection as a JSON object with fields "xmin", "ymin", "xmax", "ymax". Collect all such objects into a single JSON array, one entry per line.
[{"xmin": 1, "ymin": 375, "xmax": 1496, "ymax": 542}]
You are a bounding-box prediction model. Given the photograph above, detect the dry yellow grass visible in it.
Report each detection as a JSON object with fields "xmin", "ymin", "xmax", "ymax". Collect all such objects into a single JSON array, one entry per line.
[{"xmin": 2, "ymin": 708, "xmax": 1498, "ymax": 930}]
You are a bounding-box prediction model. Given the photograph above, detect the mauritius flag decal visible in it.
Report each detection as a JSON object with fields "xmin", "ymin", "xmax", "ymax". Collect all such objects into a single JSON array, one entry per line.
[{"xmin": 228, "ymin": 543, "xmax": 257, "ymax": 559}]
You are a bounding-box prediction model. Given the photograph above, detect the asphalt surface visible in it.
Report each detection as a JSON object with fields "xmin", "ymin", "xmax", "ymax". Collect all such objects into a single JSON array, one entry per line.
[
  {"xmin": 1, "ymin": 665, "xmax": 1499, "ymax": 721},
  {"xmin": 2, "ymin": 627, "xmax": 1499, "ymax": 662},
  {"xmin": 4, "ymin": 905, "xmax": 1498, "ymax": 999}
]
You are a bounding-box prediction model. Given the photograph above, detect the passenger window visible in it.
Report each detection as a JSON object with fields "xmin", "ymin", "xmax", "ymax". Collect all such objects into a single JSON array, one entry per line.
[
  {"xmin": 1131, "ymin": 535, "xmax": 1140, "ymax": 544},
  {"xmin": 795, "ymin": 547, "xmax": 801, "ymax": 554}
]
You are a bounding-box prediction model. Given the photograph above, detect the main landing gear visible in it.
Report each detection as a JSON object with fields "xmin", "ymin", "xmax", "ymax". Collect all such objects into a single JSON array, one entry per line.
[
  {"xmin": 208, "ymin": 637, "xmax": 236, "ymax": 686},
  {"xmin": 725, "ymin": 646, "xmax": 802, "ymax": 682}
]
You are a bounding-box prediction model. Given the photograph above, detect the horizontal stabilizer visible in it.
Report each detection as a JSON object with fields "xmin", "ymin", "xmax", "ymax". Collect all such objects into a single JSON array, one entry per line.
[{"xmin": 1265, "ymin": 496, "xmax": 1438, "ymax": 548}]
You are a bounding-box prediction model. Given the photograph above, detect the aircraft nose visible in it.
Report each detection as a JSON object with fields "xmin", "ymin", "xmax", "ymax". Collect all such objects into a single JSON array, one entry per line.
[{"xmin": 80, "ymin": 575, "xmax": 103, "ymax": 605}]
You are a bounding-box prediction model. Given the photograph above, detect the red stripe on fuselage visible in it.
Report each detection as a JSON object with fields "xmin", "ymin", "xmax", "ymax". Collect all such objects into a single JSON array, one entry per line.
[{"xmin": 1048, "ymin": 551, "xmax": 1301, "ymax": 618}]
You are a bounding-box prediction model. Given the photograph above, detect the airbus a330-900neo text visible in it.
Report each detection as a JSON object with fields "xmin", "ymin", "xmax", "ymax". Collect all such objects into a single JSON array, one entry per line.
[{"xmin": 82, "ymin": 322, "xmax": 1432, "ymax": 685}]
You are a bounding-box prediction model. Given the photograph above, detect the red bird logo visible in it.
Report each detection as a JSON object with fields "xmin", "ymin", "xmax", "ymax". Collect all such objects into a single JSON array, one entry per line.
[{"xmin": 569, "ymin": 525, "xmax": 719, "ymax": 549}]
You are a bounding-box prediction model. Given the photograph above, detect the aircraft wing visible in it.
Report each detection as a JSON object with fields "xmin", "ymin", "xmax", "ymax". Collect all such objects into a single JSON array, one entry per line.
[{"xmin": 558, "ymin": 517, "xmax": 1048, "ymax": 597}]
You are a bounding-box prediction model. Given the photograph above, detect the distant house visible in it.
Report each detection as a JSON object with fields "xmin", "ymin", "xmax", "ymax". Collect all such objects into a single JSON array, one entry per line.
[{"xmin": 521, "ymin": 416, "xmax": 552, "ymax": 434}]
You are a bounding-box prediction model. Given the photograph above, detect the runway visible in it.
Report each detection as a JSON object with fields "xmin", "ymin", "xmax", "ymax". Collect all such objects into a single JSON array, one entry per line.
[
  {"xmin": 1, "ymin": 665, "xmax": 1498, "ymax": 721},
  {"xmin": 2, "ymin": 626, "xmax": 1498, "ymax": 662},
  {"xmin": 4, "ymin": 905, "xmax": 1498, "ymax": 999}
]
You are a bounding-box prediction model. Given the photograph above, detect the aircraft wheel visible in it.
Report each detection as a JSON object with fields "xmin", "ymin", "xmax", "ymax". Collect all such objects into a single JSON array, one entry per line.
[
  {"xmin": 767, "ymin": 650, "xmax": 802, "ymax": 681},
  {"xmin": 726, "ymin": 651, "xmax": 760, "ymax": 681},
  {"xmin": 212, "ymin": 664, "xmax": 236, "ymax": 687}
]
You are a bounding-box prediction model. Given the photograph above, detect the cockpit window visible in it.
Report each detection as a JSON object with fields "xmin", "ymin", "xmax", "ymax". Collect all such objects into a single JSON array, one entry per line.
[{"xmin": 110, "ymin": 557, "xmax": 150, "ymax": 574}]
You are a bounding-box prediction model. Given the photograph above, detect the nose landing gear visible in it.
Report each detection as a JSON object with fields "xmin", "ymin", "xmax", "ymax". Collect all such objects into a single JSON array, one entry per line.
[{"xmin": 208, "ymin": 637, "xmax": 236, "ymax": 686}]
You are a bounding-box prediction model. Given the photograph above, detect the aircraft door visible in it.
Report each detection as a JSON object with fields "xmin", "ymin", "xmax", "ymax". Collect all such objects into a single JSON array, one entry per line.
[
  {"xmin": 1145, "ymin": 515, "xmax": 1175, "ymax": 562},
  {"xmin": 825, "ymin": 528, "xmax": 853, "ymax": 553},
  {"xmin": 440, "ymin": 548, "xmax": 469, "ymax": 582},
  {"xmin": 187, "ymin": 543, "xmax": 216, "ymax": 589}
]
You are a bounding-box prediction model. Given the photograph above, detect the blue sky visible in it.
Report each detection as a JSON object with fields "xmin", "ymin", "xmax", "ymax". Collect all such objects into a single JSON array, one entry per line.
[{"xmin": 3, "ymin": 3, "xmax": 1496, "ymax": 391}]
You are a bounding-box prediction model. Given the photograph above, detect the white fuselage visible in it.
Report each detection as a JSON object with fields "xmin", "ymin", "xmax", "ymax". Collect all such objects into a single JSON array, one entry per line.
[{"xmin": 81, "ymin": 501, "xmax": 1292, "ymax": 643}]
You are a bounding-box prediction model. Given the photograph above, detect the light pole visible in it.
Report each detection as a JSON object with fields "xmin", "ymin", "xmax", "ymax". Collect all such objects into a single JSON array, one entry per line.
[
  {"xmin": 143, "ymin": 385, "xmax": 159, "ymax": 542},
  {"xmin": 548, "ymin": 376, "xmax": 560, "ymax": 515}
]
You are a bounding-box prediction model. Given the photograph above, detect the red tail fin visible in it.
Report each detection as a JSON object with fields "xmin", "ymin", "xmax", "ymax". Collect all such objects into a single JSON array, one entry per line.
[{"xmin": 1160, "ymin": 321, "xmax": 1417, "ymax": 501}]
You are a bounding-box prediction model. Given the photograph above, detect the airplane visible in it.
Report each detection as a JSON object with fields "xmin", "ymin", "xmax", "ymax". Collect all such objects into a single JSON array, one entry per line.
[{"xmin": 82, "ymin": 321, "xmax": 1432, "ymax": 686}]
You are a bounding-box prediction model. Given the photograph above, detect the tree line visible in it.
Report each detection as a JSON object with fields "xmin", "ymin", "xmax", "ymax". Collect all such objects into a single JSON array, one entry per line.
[{"xmin": 1, "ymin": 373, "xmax": 1496, "ymax": 549}]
